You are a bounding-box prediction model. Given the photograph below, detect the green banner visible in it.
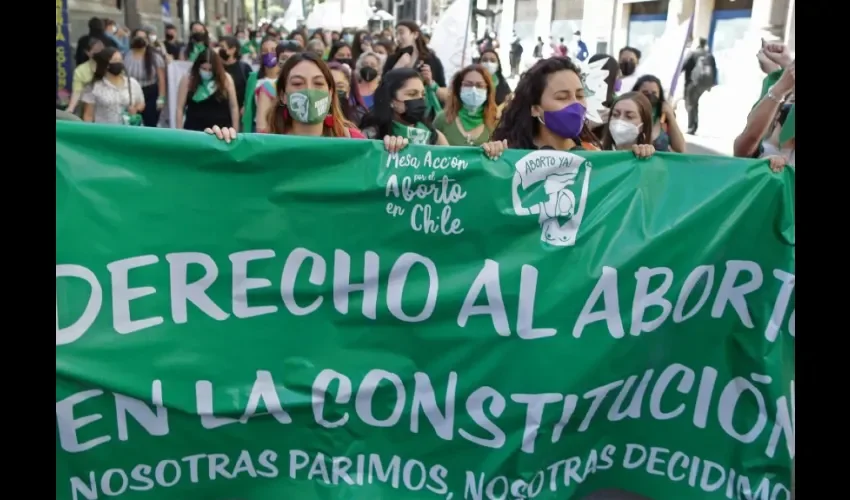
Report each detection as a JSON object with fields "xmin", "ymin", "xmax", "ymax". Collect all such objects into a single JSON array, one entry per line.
[{"xmin": 56, "ymin": 123, "xmax": 795, "ymax": 500}]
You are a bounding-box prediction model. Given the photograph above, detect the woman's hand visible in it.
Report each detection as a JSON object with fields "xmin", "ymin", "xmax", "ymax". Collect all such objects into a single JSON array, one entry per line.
[
  {"xmin": 383, "ymin": 135, "xmax": 409, "ymax": 154},
  {"xmin": 205, "ymin": 125, "xmax": 238, "ymax": 143},
  {"xmin": 481, "ymin": 139, "xmax": 507, "ymax": 160},
  {"xmin": 767, "ymin": 155, "xmax": 787, "ymax": 172},
  {"xmin": 763, "ymin": 42, "xmax": 793, "ymax": 69},
  {"xmin": 632, "ymin": 144, "xmax": 655, "ymax": 159},
  {"xmin": 419, "ymin": 64, "xmax": 433, "ymax": 86},
  {"xmin": 127, "ymin": 105, "xmax": 140, "ymax": 115},
  {"xmin": 756, "ymin": 49, "xmax": 780, "ymax": 75}
]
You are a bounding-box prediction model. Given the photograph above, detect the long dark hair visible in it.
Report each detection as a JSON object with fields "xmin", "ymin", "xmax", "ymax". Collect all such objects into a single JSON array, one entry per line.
[
  {"xmin": 131, "ymin": 28, "xmax": 157, "ymax": 79},
  {"xmin": 588, "ymin": 54, "xmax": 619, "ymax": 108},
  {"xmin": 267, "ymin": 52, "xmax": 354, "ymax": 137},
  {"xmin": 328, "ymin": 42, "xmax": 352, "ymax": 62},
  {"xmin": 188, "ymin": 49, "xmax": 228, "ymax": 101},
  {"xmin": 327, "ymin": 61, "xmax": 367, "ymax": 123},
  {"xmin": 92, "ymin": 47, "xmax": 120, "ymax": 82},
  {"xmin": 360, "ymin": 67, "xmax": 437, "ymax": 143},
  {"xmin": 600, "ymin": 92, "xmax": 654, "ymax": 150},
  {"xmin": 87, "ymin": 17, "xmax": 105, "ymax": 36},
  {"xmin": 188, "ymin": 21, "xmax": 209, "ymax": 44},
  {"xmin": 478, "ymin": 49, "xmax": 511, "ymax": 105},
  {"xmin": 493, "ymin": 57, "xmax": 599, "ymax": 149},
  {"xmin": 352, "ymin": 30, "xmax": 370, "ymax": 61},
  {"xmin": 257, "ymin": 36, "xmax": 280, "ymax": 79},
  {"xmin": 395, "ymin": 20, "xmax": 432, "ymax": 61},
  {"xmin": 632, "ymin": 74, "xmax": 666, "ymax": 121}
]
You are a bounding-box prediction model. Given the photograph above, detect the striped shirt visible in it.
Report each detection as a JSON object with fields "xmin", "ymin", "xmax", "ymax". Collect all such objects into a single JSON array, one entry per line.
[{"xmin": 124, "ymin": 51, "xmax": 165, "ymax": 87}]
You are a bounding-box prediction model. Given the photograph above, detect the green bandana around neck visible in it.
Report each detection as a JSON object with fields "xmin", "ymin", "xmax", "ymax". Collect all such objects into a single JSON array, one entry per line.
[
  {"xmin": 192, "ymin": 78, "xmax": 217, "ymax": 102},
  {"xmin": 286, "ymin": 89, "xmax": 331, "ymax": 124},
  {"xmin": 424, "ymin": 84, "xmax": 442, "ymax": 121},
  {"xmin": 392, "ymin": 121, "xmax": 431, "ymax": 145},
  {"xmin": 458, "ymin": 106, "xmax": 484, "ymax": 131},
  {"xmin": 188, "ymin": 43, "xmax": 206, "ymax": 62},
  {"xmin": 490, "ymin": 73, "xmax": 500, "ymax": 89}
]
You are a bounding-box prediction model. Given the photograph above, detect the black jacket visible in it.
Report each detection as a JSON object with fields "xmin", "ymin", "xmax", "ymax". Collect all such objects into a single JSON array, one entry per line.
[
  {"xmin": 74, "ymin": 33, "xmax": 117, "ymax": 66},
  {"xmin": 383, "ymin": 51, "xmax": 447, "ymax": 88}
]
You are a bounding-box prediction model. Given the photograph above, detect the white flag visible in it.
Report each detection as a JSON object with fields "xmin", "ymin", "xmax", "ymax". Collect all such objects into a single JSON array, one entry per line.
[
  {"xmin": 430, "ymin": 0, "xmax": 473, "ymax": 85},
  {"xmin": 282, "ymin": 0, "xmax": 304, "ymax": 33}
]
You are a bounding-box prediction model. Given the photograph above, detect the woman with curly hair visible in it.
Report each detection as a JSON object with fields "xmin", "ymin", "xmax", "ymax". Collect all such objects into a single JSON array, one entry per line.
[{"xmin": 492, "ymin": 57, "xmax": 601, "ymax": 151}]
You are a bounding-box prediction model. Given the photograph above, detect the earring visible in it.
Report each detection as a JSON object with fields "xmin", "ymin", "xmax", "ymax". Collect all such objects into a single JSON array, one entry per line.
[{"xmin": 323, "ymin": 115, "xmax": 335, "ymax": 127}]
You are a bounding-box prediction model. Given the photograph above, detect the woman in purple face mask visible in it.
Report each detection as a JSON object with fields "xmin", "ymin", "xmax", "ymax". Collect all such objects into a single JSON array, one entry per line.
[
  {"xmin": 251, "ymin": 36, "xmax": 285, "ymax": 132},
  {"xmin": 493, "ymin": 57, "xmax": 602, "ymax": 151}
]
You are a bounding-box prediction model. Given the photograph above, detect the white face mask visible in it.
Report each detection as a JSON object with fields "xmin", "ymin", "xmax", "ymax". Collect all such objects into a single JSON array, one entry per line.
[
  {"xmin": 460, "ymin": 87, "xmax": 487, "ymax": 109},
  {"xmin": 608, "ymin": 119, "xmax": 641, "ymax": 147},
  {"xmin": 482, "ymin": 62, "xmax": 499, "ymax": 76}
]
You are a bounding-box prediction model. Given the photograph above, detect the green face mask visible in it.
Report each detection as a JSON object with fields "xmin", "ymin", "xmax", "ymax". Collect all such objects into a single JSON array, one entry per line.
[{"xmin": 285, "ymin": 89, "xmax": 331, "ymax": 125}]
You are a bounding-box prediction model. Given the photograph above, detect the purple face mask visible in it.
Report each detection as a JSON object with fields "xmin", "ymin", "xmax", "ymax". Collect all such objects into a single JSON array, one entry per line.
[
  {"xmin": 262, "ymin": 53, "xmax": 278, "ymax": 68},
  {"xmin": 541, "ymin": 102, "xmax": 586, "ymax": 139}
]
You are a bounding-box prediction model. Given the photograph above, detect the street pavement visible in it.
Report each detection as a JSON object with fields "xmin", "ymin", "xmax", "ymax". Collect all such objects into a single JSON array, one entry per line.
[{"xmin": 684, "ymin": 133, "xmax": 733, "ymax": 156}]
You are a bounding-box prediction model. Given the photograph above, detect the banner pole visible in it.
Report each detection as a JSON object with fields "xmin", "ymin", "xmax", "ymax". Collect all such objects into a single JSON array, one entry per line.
[{"xmin": 461, "ymin": 0, "xmax": 473, "ymax": 66}]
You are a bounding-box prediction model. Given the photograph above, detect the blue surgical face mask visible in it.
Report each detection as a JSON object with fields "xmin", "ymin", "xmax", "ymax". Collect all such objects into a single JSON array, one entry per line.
[
  {"xmin": 199, "ymin": 70, "xmax": 213, "ymax": 81},
  {"xmin": 460, "ymin": 87, "xmax": 487, "ymax": 110}
]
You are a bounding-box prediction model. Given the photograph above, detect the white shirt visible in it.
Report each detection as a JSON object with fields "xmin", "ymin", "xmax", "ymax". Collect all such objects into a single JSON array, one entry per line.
[
  {"xmin": 760, "ymin": 141, "xmax": 796, "ymax": 166},
  {"xmin": 81, "ymin": 75, "xmax": 145, "ymax": 124}
]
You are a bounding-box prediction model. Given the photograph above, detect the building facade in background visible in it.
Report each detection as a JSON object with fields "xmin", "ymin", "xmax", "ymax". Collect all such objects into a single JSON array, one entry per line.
[
  {"xmin": 67, "ymin": 0, "xmax": 244, "ymax": 47},
  {"xmin": 485, "ymin": 0, "xmax": 794, "ymax": 58}
]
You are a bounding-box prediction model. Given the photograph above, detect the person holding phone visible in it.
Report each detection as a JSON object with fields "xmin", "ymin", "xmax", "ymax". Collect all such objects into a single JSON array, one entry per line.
[{"xmin": 382, "ymin": 21, "xmax": 447, "ymax": 122}]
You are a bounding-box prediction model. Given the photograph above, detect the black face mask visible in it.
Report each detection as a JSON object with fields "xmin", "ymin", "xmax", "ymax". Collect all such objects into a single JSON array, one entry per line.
[
  {"xmin": 400, "ymin": 98, "xmax": 426, "ymax": 124},
  {"xmin": 130, "ymin": 37, "xmax": 147, "ymax": 49},
  {"xmin": 335, "ymin": 58, "xmax": 354, "ymax": 69},
  {"xmin": 359, "ymin": 66, "xmax": 378, "ymax": 82},
  {"xmin": 337, "ymin": 90, "xmax": 349, "ymax": 104},
  {"xmin": 165, "ymin": 33, "xmax": 175, "ymax": 41},
  {"xmin": 643, "ymin": 93, "xmax": 660, "ymax": 107},
  {"xmin": 190, "ymin": 32, "xmax": 206, "ymax": 43},
  {"xmin": 619, "ymin": 60, "xmax": 636, "ymax": 77},
  {"xmin": 107, "ymin": 62, "xmax": 124, "ymax": 75},
  {"xmin": 219, "ymin": 48, "xmax": 231, "ymax": 60}
]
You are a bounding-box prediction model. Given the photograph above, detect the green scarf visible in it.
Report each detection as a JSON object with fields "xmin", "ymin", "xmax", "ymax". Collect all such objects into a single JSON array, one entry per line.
[
  {"xmin": 192, "ymin": 78, "xmax": 217, "ymax": 103},
  {"xmin": 242, "ymin": 71, "xmax": 260, "ymax": 132},
  {"xmin": 458, "ymin": 106, "xmax": 484, "ymax": 131},
  {"xmin": 491, "ymin": 73, "xmax": 500, "ymax": 90},
  {"xmin": 424, "ymin": 83, "xmax": 442, "ymax": 120},
  {"xmin": 392, "ymin": 121, "xmax": 432, "ymax": 145},
  {"xmin": 188, "ymin": 43, "xmax": 206, "ymax": 62}
]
